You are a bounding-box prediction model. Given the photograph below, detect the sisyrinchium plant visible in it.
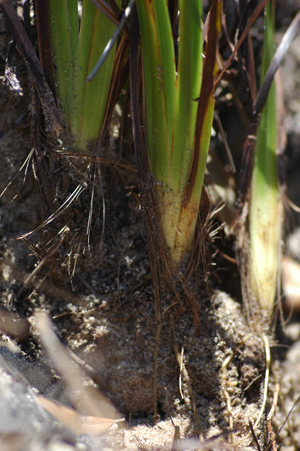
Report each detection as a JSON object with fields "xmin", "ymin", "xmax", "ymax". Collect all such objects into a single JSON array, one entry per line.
[
  {"xmin": 235, "ymin": 3, "xmax": 300, "ymax": 321},
  {"xmin": 248, "ymin": 0, "xmax": 281, "ymax": 317},
  {"xmin": 136, "ymin": 0, "xmax": 221, "ymax": 264},
  {"xmin": 42, "ymin": 0, "xmax": 122, "ymax": 152}
]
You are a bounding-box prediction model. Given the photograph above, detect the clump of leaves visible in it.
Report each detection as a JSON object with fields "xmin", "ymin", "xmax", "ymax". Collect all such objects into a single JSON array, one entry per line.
[
  {"xmin": 135, "ymin": 0, "xmax": 221, "ymax": 264},
  {"xmin": 43, "ymin": 0, "xmax": 122, "ymax": 152}
]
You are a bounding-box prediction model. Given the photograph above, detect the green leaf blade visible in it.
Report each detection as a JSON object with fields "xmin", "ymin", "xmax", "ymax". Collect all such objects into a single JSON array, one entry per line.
[
  {"xmin": 136, "ymin": 0, "xmax": 175, "ymax": 183},
  {"xmin": 70, "ymin": 0, "xmax": 122, "ymax": 151},
  {"xmin": 173, "ymin": 0, "xmax": 203, "ymax": 192},
  {"xmin": 49, "ymin": 0, "xmax": 78, "ymax": 120},
  {"xmin": 249, "ymin": 0, "xmax": 281, "ymax": 315}
]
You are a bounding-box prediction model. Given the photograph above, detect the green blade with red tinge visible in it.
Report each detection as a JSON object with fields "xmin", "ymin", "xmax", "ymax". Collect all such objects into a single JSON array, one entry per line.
[{"xmin": 136, "ymin": 0, "xmax": 221, "ymax": 262}]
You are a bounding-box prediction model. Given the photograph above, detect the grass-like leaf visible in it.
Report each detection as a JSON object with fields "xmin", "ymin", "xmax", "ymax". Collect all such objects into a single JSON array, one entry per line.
[
  {"xmin": 49, "ymin": 0, "xmax": 78, "ymax": 121},
  {"xmin": 249, "ymin": 0, "xmax": 281, "ymax": 315}
]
